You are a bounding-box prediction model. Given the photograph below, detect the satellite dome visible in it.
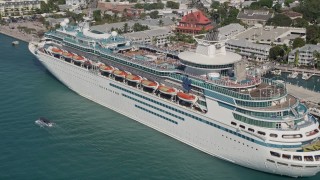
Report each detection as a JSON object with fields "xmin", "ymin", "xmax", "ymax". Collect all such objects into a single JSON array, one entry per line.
[
  {"xmin": 111, "ymin": 31, "xmax": 118, "ymax": 37},
  {"xmin": 60, "ymin": 21, "xmax": 66, "ymax": 27},
  {"xmin": 64, "ymin": 18, "xmax": 70, "ymax": 24}
]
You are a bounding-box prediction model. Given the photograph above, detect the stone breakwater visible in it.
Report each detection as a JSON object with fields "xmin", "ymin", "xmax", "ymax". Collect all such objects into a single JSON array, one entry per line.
[{"xmin": 0, "ymin": 21, "xmax": 46, "ymax": 42}]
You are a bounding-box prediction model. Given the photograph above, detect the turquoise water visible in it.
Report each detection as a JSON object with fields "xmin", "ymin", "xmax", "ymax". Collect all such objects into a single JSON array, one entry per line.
[
  {"xmin": 0, "ymin": 33, "xmax": 319, "ymax": 180},
  {"xmin": 264, "ymin": 72, "xmax": 320, "ymax": 93}
]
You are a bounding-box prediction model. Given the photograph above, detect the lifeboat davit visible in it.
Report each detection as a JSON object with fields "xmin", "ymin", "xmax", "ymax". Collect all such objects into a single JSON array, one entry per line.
[
  {"xmin": 113, "ymin": 69, "xmax": 127, "ymax": 78},
  {"xmin": 100, "ymin": 65, "xmax": 114, "ymax": 73},
  {"xmin": 51, "ymin": 47, "xmax": 63, "ymax": 54},
  {"xmin": 126, "ymin": 74, "xmax": 142, "ymax": 83},
  {"xmin": 141, "ymin": 80, "xmax": 159, "ymax": 89},
  {"xmin": 72, "ymin": 55, "xmax": 85, "ymax": 62},
  {"xmin": 158, "ymin": 85, "xmax": 177, "ymax": 95},
  {"xmin": 177, "ymin": 92, "xmax": 197, "ymax": 103},
  {"xmin": 62, "ymin": 51, "xmax": 73, "ymax": 58}
]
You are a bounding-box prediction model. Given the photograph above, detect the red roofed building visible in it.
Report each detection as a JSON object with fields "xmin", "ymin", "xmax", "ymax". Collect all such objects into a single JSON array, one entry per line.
[{"xmin": 175, "ymin": 11, "xmax": 213, "ymax": 34}]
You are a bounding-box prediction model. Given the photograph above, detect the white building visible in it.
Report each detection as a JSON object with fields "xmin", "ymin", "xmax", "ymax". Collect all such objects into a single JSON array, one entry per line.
[
  {"xmin": 288, "ymin": 44, "xmax": 320, "ymax": 66},
  {"xmin": 65, "ymin": 0, "xmax": 86, "ymax": 6},
  {"xmin": 0, "ymin": 0, "xmax": 43, "ymax": 16},
  {"xmin": 123, "ymin": 27, "xmax": 172, "ymax": 47},
  {"xmin": 218, "ymin": 23, "xmax": 246, "ymax": 40},
  {"xmin": 225, "ymin": 39, "xmax": 272, "ymax": 61}
]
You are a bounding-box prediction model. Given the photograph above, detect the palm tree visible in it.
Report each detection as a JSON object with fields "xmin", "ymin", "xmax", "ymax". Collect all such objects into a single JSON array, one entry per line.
[
  {"xmin": 294, "ymin": 51, "xmax": 299, "ymax": 67},
  {"xmin": 158, "ymin": 19, "xmax": 164, "ymax": 27},
  {"xmin": 123, "ymin": 23, "xmax": 129, "ymax": 33},
  {"xmin": 313, "ymin": 50, "xmax": 320, "ymax": 69}
]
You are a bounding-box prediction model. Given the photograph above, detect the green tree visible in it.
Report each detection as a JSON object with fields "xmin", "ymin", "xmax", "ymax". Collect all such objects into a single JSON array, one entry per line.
[
  {"xmin": 294, "ymin": 51, "xmax": 299, "ymax": 66},
  {"xmin": 166, "ymin": 1, "xmax": 180, "ymax": 9},
  {"xmin": 269, "ymin": 45, "xmax": 285, "ymax": 60},
  {"xmin": 313, "ymin": 51, "xmax": 320, "ymax": 69},
  {"xmin": 259, "ymin": 0, "xmax": 273, "ymax": 8},
  {"xmin": 284, "ymin": 0, "xmax": 294, "ymax": 7},
  {"xmin": 158, "ymin": 19, "xmax": 163, "ymax": 26},
  {"xmin": 292, "ymin": 37, "xmax": 306, "ymax": 49},
  {"xmin": 293, "ymin": 18, "xmax": 308, "ymax": 28},
  {"xmin": 273, "ymin": 3, "xmax": 282, "ymax": 13},
  {"xmin": 123, "ymin": 23, "xmax": 129, "ymax": 33},
  {"xmin": 298, "ymin": 0, "xmax": 320, "ymax": 22},
  {"xmin": 149, "ymin": 11, "xmax": 159, "ymax": 19},
  {"xmin": 306, "ymin": 25, "xmax": 320, "ymax": 44},
  {"xmin": 93, "ymin": 10, "xmax": 101, "ymax": 22},
  {"xmin": 267, "ymin": 14, "xmax": 292, "ymax": 26}
]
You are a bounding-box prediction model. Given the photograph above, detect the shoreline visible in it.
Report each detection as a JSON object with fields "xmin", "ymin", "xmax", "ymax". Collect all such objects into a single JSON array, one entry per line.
[{"xmin": 0, "ymin": 31, "xmax": 30, "ymax": 43}]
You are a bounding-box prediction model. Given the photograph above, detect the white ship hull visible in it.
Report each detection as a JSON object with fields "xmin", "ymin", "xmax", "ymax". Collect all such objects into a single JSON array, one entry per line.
[{"xmin": 29, "ymin": 43, "xmax": 320, "ymax": 177}]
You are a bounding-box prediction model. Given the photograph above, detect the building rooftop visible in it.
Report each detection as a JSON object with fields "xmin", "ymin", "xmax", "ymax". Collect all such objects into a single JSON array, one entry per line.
[
  {"xmin": 233, "ymin": 25, "xmax": 306, "ymax": 45},
  {"xmin": 90, "ymin": 17, "xmax": 175, "ymax": 33},
  {"xmin": 226, "ymin": 39, "xmax": 272, "ymax": 50},
  {"xmin": 123, "ymin": 27, "xmax": 171, "ymax": 39},
  {"xmin": 218, "ymin": 23, "xmax": 246, "ymax": 40},
  {"xmin": 180, "ymin": 10, "xmax": 211, "ymax": 24},
  {"xmin": 237, "ymin": 10, "xmax": 273, "ymax": 21},
  {"xmin": 289, "ymin": 44, "xmax": 320, "ymax": 55}
]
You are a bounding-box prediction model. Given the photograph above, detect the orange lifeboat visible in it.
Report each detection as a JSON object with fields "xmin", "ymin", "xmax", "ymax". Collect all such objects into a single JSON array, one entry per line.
[
  {"xmin": 158, "ymin": 85, "xmax": 177, "ymax": 95},
  {"xmin": 100, "ymin": 65, "xmax": 114, "ymax": 73},
  {"xmin": 62, "ymin": 52, "xmax": 73, "ymax": 58},
  {"xmin": 113, "ymin": 69, "xmax": 127, "ymax": 78},
  {"xmin": 72, "ymin": 55, "xmax": 85, "ymax": 62},
  {"xmin": 126, "ymin": 74, "xmax": 142, "ymax": 83},
  {"xmin": 141, "ymin": 80, "xmax": 159, "ymax": 89},
  {"xmin": 177, "ymin": 92, "xmax": 197, "ymax": 103},
  {"xmin": 51, "ymin": 47, "xmax": 63, "ymax": 54}
]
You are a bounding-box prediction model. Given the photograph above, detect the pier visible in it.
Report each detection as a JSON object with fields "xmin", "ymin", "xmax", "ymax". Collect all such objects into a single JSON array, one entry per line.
[
  {"xmin": 286, "ymin": 83, "xmax": 320, "ymax": 103},
  {"xmin": 275, "ymin": 66, "xmax": 320, "ymax": 76}
]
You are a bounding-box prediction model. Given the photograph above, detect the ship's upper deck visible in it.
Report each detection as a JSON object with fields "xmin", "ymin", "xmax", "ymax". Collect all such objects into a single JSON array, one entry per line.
[{"xmin": 44, "ymin": 20, "xmax": 291, "ymax": 104}]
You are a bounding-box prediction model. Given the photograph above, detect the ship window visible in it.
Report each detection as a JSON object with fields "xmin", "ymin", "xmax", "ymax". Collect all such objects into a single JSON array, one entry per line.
[
  {"xmin": 270, "ymin": 151, "xmax": 280, "ymax": 157},
  {"xmin": 270, "ymin": 133, "xmax": 278, "ymax": 138},
  {"xmin": 248, "ymin": 128, "xmax": 254, "ymax": 132},
  {"xmin": 304, "ymin": 156, "xmax": 314, "ymax": 162},
  {"xmin": 258, "ymin": 131, "xmax": 266, "ymax": 136},
  {"xmin": 315, "ymin": 155, "xmax": 320, "ymax": 161},
  {"xmin": 277, "ymin": 162, "xmax": 288, "ymax": 166},
  {"xmin": 306, "ymin": 166, "xmax": 317, "ymax": 168},
  {"xmin": 282, "ymin": 154, "xmax": 291, "ymax": 159},
  {"xmin": 266, "ymin": 159, "xmax": 275, "ymax": 163},
  {"xmin": 282, "ymin": 134, "xmax": 302, "ymax": 139},
  {"xmin": 231, "ymin": 122, "xmax": 237, "ymax": 126},
  {"xmin": 293, "ymin": 156, "xmax": 302, "ymax": 161},
  {"xmin": 291, "ymin": 164, "xmax": 303, "ymax": 168},
  {"xmin": 240, "ymin": 125, "xmax": 245, "ymax": 129}
]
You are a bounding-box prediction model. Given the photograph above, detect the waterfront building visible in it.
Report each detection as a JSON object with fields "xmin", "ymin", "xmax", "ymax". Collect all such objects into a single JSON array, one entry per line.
[
  {"xmin": 175, "ymin": 11, "xmax": 213, "ymax": 34},
  {"xmin": 225, "ymin": 39, "xmax": 271, "ymax": 61},
  {"xmin": 218, "ymin": 23, "xmax": 246, "ymax": 40},
  {"xmin": 0, "ymin": 0, "xmax": 43, "ymax": 17},
  {"xmin": 123, "ymin": 27, "xmax": 172, "ymax": 47},
  {"xmin": 288, "ymin": 44, "xmax": 320, "ymax": 66},
  {"xmin": 91, "ymin": 17, "xmax": 175, "ymax": 33},
  {"xmin": 234, "ymin": 25, "xmax": 306, "ymax": 46},
  {"xmin": 237, "ymin": 10, "xmax": 273, "ymax": 26}
]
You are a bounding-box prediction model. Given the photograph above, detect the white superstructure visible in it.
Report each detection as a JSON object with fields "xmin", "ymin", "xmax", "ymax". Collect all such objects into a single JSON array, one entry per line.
[{"xmin": 29, "ymin": 18, "xmax": 320, "ymax": 177}]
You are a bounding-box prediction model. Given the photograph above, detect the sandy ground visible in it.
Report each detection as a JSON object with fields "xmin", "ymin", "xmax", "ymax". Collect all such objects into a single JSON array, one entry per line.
[{"xmin": 0, "ymin": 21, "xmax": 46, "ymax": 42}]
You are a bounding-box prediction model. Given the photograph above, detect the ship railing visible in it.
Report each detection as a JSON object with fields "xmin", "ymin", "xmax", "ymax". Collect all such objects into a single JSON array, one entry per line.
[
  {"xmin": 169, "ymin": 73, "xmax": 288, "ymax": 101},
  {"xmin": 62, "ymin": 37, "xmax": 178, "ymax": 71}
]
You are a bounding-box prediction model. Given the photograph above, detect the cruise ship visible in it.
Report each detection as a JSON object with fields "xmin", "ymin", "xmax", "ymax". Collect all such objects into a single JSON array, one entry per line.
[{"xmin": 29, "ymin": 18, "xmax": 320, "ymax": 177}]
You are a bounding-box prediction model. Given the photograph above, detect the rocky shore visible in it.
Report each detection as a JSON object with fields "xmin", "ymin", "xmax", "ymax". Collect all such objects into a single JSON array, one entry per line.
[{"xmin": 0, "ymin": 21, "xmax": 46, "ymax": 42}]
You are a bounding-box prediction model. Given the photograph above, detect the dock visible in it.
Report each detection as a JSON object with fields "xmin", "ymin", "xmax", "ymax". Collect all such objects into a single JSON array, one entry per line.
[
  {"xmin": 275, "ymin": 66, "xmax": 320, "ymax": 76},
  {"xmin": 286, "ymin": 83, "xmax": 320, "ymax": 103}
]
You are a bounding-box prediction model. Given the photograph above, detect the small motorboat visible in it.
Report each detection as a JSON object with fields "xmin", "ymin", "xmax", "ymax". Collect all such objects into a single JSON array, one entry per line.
[
  {"xmin": 12, "ymin": 41, "xmax": 19, "ymax": 46},
  {"xmin": 35, "ymin": 117, "xmax": 54, "ymax": 127}
]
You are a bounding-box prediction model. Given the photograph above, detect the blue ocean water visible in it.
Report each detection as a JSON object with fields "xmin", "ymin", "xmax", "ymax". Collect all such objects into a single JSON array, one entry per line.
[{"xmin": 0, "ymin": 33, "xmax": 319, "ymax": 180}]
